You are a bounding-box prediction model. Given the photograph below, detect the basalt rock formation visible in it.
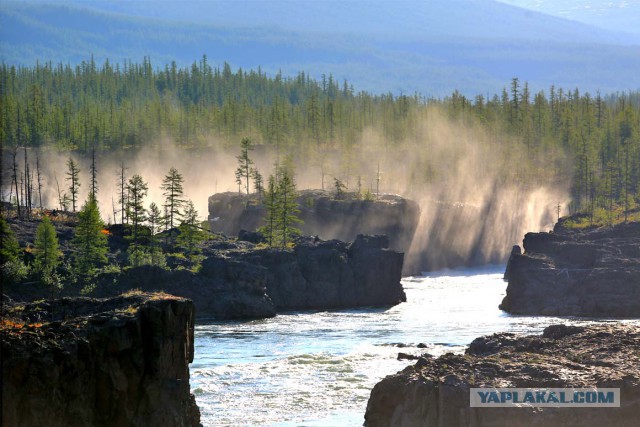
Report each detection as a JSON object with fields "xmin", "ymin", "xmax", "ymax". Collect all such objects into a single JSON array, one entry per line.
[
  {"xmin": 208, "ymin": 190, "xmax": 420, "ymax": 258},
  {"xmin": 364, "ymin": 323, "xmax": 640, "ymax": 427},
  {"xmin": 257, "ymin": 234, "xmax": 406, "ymax": 310},
  {"xmin": 84, "ymin": 235, "xmax": 404, "ymax": 319},
  {"xmin": 500, "ymin": 220, "xmax": 640, "ymax": 317},
  {"xmin": 1, "ymin": 293, "xmax": 201, "ymax": 427}
]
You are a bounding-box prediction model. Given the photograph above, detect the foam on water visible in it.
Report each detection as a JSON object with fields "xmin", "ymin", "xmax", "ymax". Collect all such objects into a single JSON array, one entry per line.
[{"xmin": 191, "ymin": 265, "xmax": 637, "ymax": 426}]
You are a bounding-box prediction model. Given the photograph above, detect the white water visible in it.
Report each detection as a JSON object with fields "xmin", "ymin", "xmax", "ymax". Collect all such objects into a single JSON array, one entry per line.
[{"xmin": 190, "ymin": 266, "xmax": 631, "ymax": 426}]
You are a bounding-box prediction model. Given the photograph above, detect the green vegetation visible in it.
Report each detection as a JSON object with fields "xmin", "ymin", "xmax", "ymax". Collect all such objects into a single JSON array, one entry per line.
[
  {"xmin": 66, "ymin": 158, "xmax": 80, "ymax": 212},
  {"xmin": 1, "ymin": 60, "xmax": 637, "ymax": 223},
  {"xmin": 34, "ymin": 216, "xmax": 61, "ymax": 278},
  {"xmin": 236, "ymin": 138, "xmax": 255, "ymax": 195},
  {"xmin": 0, "ymin": 217, "xmax": 20, "ymax": 264},
  {"xmin": 260, "ymin": 168, "xmax": 303, "ymax": 249},
  {"xmin": 177, "ymin": 201, "xmax": 206, "ymax": 267},
  {"xmin": 161, "ymin": 167, "xmax": 185, "ymax": 230},
  {"xmin": 72, "ymin": 197, "xmax": 108, "ymax": 275},
  {"xmin": 126, "ymin": 174, "xmax": 148, "ymax": 246}
]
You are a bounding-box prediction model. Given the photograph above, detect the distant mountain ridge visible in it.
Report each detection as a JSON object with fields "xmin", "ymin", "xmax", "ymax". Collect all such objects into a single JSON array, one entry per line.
[{"xmin": 2, "ymin": 0, "xmax": 639, "ymax": 96}]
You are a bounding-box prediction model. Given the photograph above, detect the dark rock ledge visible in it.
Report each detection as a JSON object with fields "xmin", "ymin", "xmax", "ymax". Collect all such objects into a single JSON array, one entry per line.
[
  {"xmin": 1, "ymin": 293, "xmax": 200, "ymax": 427},
  {"xmin": 87, "ymin": 234, "xmax": 406, "ymax": 320},
  {"xmin": 501, "ymin": 221, "xmax": 640, "ymax": 317},
  {"xmin": 365, "ymin": 323, "xmax": 640, "ymax": 427}
]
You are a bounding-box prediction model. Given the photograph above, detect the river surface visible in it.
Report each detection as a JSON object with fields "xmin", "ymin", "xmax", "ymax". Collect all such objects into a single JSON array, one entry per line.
[{"xmin": 190, "ymin": 265, "xmax": 629, "ymax": 426}]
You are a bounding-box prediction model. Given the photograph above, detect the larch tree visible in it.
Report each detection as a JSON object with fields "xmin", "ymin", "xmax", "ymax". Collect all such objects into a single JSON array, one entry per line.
[
  {"xmin": 66, "ymin": 158, "xmax": 81, "ymax": 212},
  {"xmin": 251, "ymin": 167, "xmax": 264, "ymax": 199},
  {"xmin": 0, "ymin": 217, "xmax": 21, "ymax": 265},
  {"xmin": 117, "ymin": 162, "xmax": 128, "ymax": 224},
  {"xmin": 72, "ymin": 197, "xmax": 108, "ymax": 274},
  {"xmin": 126, "ymin": 174, "xmax": 148, "ymax": 246},
  {"xmin": 90, "ymin": 144, "xmax": 98, "ymax": 200},
  {"xmin": 276, "ymin": 169, "xmax": 302, "ymax": 248},
  {"xmin": 259, "ymin": 175, "xmax": 278, "ymax": 247},
  {"xmin": 34, "ymin": 216, "xmax": 61, "ymax": 277},
  {"xmin": 161, "ymin": 167, "xmax": 185, "ymax": 230},
  {"xmin": 177, "ymin": 200, "xmax": 206, "ymax": 266},
  {"xmin": 235, "ymin": 137, "xmax": 254, "ymax": 194}
]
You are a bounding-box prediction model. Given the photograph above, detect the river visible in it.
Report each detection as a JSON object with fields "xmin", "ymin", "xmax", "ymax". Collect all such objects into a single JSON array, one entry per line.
[{"xmin": 190, "ymin": 265, "xmax": 627, "ymax": 426}]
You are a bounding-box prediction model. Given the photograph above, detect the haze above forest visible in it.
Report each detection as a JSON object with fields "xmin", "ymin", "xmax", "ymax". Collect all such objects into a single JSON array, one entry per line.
[{"xmin": 2, "ymin": 0, "xmax": 640, "ymax": 96}]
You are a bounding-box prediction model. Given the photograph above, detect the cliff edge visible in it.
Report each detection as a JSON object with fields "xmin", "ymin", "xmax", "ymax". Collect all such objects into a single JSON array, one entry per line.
[
  {"xmin": 1, "ymin": 293, "xmax": 201, "ymax": 427},
  {"xmin": 500, "ymin": 221, "xmax": 640, "ymax": 317}
]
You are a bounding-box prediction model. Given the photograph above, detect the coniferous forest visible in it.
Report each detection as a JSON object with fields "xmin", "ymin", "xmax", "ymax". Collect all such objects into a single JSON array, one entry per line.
[{"xmin": 1, "ymin": 56, "xmax": 639, "ymax": 225}]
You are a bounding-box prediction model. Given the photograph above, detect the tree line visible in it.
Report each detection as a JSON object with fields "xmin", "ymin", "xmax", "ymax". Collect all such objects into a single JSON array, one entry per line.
[
  {"xmin": 1, "ymin": 160, "xmax": 208, "ymax": 289},
  {"xmin": 1, "ymin": 58, "xmax": 639, "ymax": 224}
]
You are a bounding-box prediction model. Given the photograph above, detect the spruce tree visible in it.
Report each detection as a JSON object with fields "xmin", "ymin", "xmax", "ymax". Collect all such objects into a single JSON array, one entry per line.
[
  {"xmin": 0, "ymin": 218, "xmax": 20, "ymax": 265},
  {"xmin": 161, "ymin": 167, "xmax": 185, "ymax": 229},
  {"xmin": 73, "ymin": 197, "xmax": 108, "ymax": 274},
  {"xmin": 235, "ymin": 137, "xmax": 254, "ymax": 194},
  {"xmin": 251, "ymin": 167, "xmax": 264, "ymax": 198},
  {"xmin": 34, "ymin": 216, "xmax": 61, "ymax": 276},
  {"xmin": 126, "ymin": 174, "xmax": 148, "ymax": 246},
  {"xmin": 177, "ymin": 200, "xmax": 205, "ymax": 266},
  {"xmin": 276, "ymin": 169, "xmax": 302, "ymax": 248},
  {"xmin": 259, "ymin": 175, "xmax": 278, "ymax": 247},
  {"xmin": 147, "ymin": 202, "xmax": 165, "ymax": 267},
  {"xmin": 66, "ymin": 158, "xmax": 81, "ymax": 212}
]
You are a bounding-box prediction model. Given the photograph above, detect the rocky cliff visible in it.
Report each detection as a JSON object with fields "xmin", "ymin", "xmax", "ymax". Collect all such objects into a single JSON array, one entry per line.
[
  {"xmin": 1, "ymin": 293, "xmax": 200, "ymax": 427},
  {"xmin": 83, "ymin": 235, "xmax": 404, "ymax": 319},
  {"xmin": 364, "ymin": 323, "xmax": 640, "ymax": 427},
  {"xmin": 208, "ymin": 190, "xmax": 420, "ymax": 258},
  {"xmin": 500, "ymin": 221, "xmax": 640, "ymax": 317},
  {"xmin": 252, "ymin": 234, "xmax": 405, "ymax": 310}
]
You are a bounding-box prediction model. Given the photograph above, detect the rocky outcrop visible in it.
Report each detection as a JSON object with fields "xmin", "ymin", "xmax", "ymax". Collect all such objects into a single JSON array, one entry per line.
[
  {"xmin": 1, "ymin": 293, "xmax": 200, "ymax": 427},
  {"xmin": 89, "ymin": 234, "xmax": 405, "ymax": 318},
  {"xmin": 208, "ymin": 190, "xmax": 420, "ymax": 258},
  {"xmin": 92, "ymin": 255, "xmax": 277, "ymax": 321},
  {"xmin": 257, "ymin": 234, "xmax": 406, "ymax": 310},
  {"xmin": 500, "ymin": 221, "xmax": 640, "ymax": 317},
  {"xmin": 364, "ymin": 323, "xmax": 640, "ymax": 427}
]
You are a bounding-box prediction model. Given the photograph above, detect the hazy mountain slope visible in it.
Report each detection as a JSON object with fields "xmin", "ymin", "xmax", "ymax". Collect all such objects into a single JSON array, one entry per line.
[
  {"xmin": 37, "ymin": 0, "xmax": 640, "ymax": 44},
  {"xmin": 498, "ymin": 0, "xmax": 640, "ymax": 37},
  {"xmin": 2, "ymin": 1, "xmax": 639, "ymax": 96}
]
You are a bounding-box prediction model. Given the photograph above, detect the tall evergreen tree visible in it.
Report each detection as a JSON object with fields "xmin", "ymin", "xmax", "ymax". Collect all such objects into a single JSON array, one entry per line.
[
  {"xmin": 90, "ymin": 144, "xmax": 98, "ymax": 200},
  {"xmin": 260, "ymin": 175, "xmax": 278, "ymax": 247},
  {"xmin": 34, "ymin": 216, "xmax": 61, "ymax": 276},
  {"xmin": 73, "ymin": 197, "xmax": 108, "ymax": 274},
  {"xmin": 117, "ymin": 162, "xmax": 128, "ymax": 224},
  {"xmin": 66, "ymin": 158, "xmax": 81, "ymax": 212},
  {"xmin": 177, "ymin": 200, "xmax": 206, "ymax": 265},
  {"xmin": 0, "ymin": 218, "xmax": 21, "ymax": 265},
  {"xmin": 161, "ymin": 167, "xmax": 185, "ymax": 229},
  {"xmin": 126, "ymin": 174, "xmax": 148, "ymax": 246},
  {"xmin": 276, "ymin": 169, "xmax": 302, "ymax": 248},
  {"xmin": 235, "ymin": 137, "xmax": 254, "ymax": 194}
]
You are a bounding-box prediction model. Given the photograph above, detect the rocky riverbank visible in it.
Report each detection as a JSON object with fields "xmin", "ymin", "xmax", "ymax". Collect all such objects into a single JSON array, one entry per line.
[
  {"xmin": 88, "ymin": 234, "xmax": 405, "ymax": 319},
  {"xmin": 364, "ymin": 323, "xmax": 640, "ymax": 427},
  {"xmin": 3, "ymin": 215, "xmax": 406, "ymax": 320},
  {"xmin": 1, "ymin": 292, "xmax": 200, "ymax": 427},
  {"xmin": 500, "ymin": 220, "xmax": 640, "ymax": 317}
]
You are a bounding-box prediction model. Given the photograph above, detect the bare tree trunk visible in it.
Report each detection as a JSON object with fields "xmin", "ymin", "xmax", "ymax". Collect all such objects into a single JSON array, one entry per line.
[
  {"xmin": 36, "ymin": 151, "xmax": 43, "ymax": 208},
  {"xmin": 11, "ymin": 148, "xmax": 21, "ymax": 218}
]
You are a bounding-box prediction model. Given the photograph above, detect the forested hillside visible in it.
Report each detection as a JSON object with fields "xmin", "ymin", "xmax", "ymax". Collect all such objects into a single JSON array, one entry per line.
[
  {"xmin": 3, "ymin": 1, "xmax": 640, "ymax": 95},
  {"xmin": 1, "ymin": 58, "xmax": 639, "ymax": 223}
]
